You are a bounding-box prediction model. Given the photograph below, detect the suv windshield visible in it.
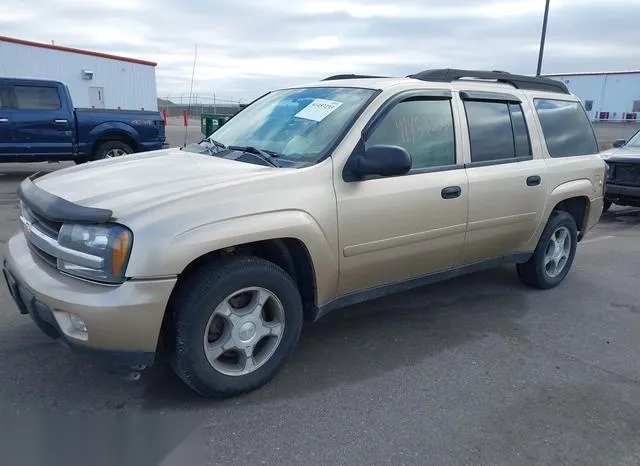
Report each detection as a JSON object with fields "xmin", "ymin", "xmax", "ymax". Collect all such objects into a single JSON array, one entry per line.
[{"xmin": 198, "ymin": 86, "xmax": 376, "ymax": 164}]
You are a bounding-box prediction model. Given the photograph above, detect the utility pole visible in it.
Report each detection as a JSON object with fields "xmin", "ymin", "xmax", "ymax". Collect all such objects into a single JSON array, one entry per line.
[{"xmin": 536, "ymin": 0, "xmax": 551, "ymax": 76}]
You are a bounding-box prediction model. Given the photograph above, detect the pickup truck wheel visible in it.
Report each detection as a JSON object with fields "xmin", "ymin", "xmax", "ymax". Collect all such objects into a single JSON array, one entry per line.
[
  {"xmin": 603, "ymin": 199, "xmax": 612, "ymax": 212},
  {"xmin": 170, "ymin": 256, "xmax": 303, "ymax": 398},
  {"xmin": 517, "ymin": 211, "xmax": 578, "ymax": 290},
  {"xmin": 94, "ymin": 141, "xmax": 133, "ymax": 160}
]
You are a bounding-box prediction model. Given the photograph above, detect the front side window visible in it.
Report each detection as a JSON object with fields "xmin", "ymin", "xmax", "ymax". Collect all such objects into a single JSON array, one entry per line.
[
  {"xmin": 365, "ymin": 98, "xmax": 456, "ymax": 170},
  {"xmin": 13, "ymin": 85, "xmax": 61, "ymax": 110},
  {"xmin": 464, "ymin": 100, "xmax": 532, "ymax": 163},
  {"xmin": 199, "ymin": 86, "xmax": 376, "ymax": 163},
  {"xmin": 534, "ymin": 99, "xmax": 598, "ymax": 157}
]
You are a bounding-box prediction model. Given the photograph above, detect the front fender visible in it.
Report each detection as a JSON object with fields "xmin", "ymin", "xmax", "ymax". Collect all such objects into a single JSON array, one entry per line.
[{"xmin": 126, "ymin": 209, "xmax": 339, "ymax": 305}]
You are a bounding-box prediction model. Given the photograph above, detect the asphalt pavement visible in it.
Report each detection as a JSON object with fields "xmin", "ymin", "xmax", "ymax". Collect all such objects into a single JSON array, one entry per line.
[{"xmin": 0, "ymin": 161, "xmax": 639, "ymax": 465}]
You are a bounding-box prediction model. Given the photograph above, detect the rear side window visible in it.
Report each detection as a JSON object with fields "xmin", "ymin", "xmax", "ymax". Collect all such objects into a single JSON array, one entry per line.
[
  {"xmin": 464, "ymin": 100, "xmax": 532, "ymax": 163},
  {"xmin": 13, "ymin": 85, "xmax": 61, "ymax": 110},
  {"xmin": 534, "ymin": 99, "xmax": 598, "ymax": 157}
]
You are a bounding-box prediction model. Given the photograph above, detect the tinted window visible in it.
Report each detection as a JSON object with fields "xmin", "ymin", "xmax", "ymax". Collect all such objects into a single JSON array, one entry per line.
[
  {"xmin": 509, "ymin": 103, "xmax": 532, "ymax": 157},
  {"xmin": 13, "ymin": 86, "xmax": 61, "ymax": 110},
  {"xmin": 534, "ymin": 99, "xmax": 598, "ymax": 157},
  {"xmin": 464, "ymin": 101, "xmax": 532, "ymax": 163},
  {"xmin": 365, "ymin": 98, "xmax": 455, "ymax": 169}
]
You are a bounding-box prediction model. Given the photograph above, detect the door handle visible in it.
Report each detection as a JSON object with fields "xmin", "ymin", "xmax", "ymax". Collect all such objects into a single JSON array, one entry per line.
[
  {"xmin": 526, "ymin": 175, "xmax": 541, "ymax": 186},
  {"xmin": 0, "ymin": 118, "xmax": 9, "ymax": 123},
  {"xmin": 53, "ymin": 119, "xmax": 69, "ymax": 125},
  {"xmin": 441, "ymin": 186, "xmax": 462, "ymax": 199}
]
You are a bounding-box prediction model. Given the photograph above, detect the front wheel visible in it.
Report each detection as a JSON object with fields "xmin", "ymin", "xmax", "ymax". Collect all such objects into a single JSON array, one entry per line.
[
  {"xmin": 603, "ymin": 199, "xmax": 613, "ymax": 212},
  {"xmin": 170, "ymin": 256, "xmax": 303, "ymax": 398},
  {"xmin": 517, "ymin": 211, "xmax": 578, "ymax": 289}
]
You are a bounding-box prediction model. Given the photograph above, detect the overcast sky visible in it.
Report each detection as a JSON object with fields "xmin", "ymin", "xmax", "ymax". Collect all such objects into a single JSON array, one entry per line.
[{"xmin": 1, "ymin": 0, "xmax": 637, "ymax": 103}]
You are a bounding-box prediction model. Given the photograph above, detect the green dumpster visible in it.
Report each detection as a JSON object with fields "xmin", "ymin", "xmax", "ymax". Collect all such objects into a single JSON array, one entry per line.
[{"xmin": 201, "ymin": 114, "xmax": 231, "ymax": 137}]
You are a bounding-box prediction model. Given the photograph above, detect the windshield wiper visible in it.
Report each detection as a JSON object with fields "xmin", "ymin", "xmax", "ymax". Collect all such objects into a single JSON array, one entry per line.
[
  {"xmin": 195, "ymin": 138, "xmax": 227, "ymax": 154},
  {"xmin": 228, "ymin": 145, "xmax": 281, "ymax": 167}
]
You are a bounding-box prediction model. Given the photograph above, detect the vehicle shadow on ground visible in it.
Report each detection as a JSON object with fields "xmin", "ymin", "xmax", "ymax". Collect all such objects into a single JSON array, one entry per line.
[
  {"xmin": 600, "ymin": 207, "xmax": 640, "ymax": 227},
  {"xmin": 141, "ymin": 266, "xmax": 533, "ymax": 409}
]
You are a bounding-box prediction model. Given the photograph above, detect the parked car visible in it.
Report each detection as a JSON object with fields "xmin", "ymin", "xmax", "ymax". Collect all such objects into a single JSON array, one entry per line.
[
  {"xmin": 0, "ymin": 78, "xmax": 166, "ymax": 163},
  {"xmin": 4, "ymin": 69, "xmax": 605, "ymax": 398},
  {"xmin": 600, "ymin": 129, "xmax": 640, "ymax": 210}
]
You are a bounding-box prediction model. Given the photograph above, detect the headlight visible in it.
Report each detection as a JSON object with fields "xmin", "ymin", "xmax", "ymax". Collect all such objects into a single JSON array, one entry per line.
[{"xmin": 57, "ymin": 224, "xmax": 133, "ymax": 284}]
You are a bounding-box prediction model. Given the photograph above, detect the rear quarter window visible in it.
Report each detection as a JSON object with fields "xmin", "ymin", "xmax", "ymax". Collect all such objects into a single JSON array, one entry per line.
[{"xmin": 534, "ymin": 98, "xmax": 598, "ymax": 157}]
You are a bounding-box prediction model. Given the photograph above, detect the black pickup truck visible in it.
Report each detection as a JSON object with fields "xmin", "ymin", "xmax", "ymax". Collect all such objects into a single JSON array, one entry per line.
[
  {"xmin": 602, "ymin": 130, "xmax": 640, "ymax": 211},
  {"xmin": 0, "ymin": 78, "xmax": 166, "ymax": 163}
]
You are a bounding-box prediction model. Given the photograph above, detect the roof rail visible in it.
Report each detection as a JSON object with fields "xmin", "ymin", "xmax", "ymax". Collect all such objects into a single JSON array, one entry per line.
[
  {"xmin": 407, "ymin": 68, "xmax": 570, "ymax": 94},
  {"xmin": 322, "ymin": 74, "xmax": 388, "ymax": 81}
]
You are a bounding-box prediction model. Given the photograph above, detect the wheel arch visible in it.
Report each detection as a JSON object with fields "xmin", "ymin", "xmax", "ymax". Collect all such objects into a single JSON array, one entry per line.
[{"xmin": 156, "ymin": 237, "xmax": 321, "ymax": 357}]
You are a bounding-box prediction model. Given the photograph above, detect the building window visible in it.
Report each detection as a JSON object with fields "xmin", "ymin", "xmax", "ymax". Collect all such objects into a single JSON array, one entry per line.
[
  {"xmin": 463, "ymin": 100, "xmax": 532, "ymax": 163},
  {"xmin": 584, "ymin": 100, "xmax": 593, "ymax": 112}
]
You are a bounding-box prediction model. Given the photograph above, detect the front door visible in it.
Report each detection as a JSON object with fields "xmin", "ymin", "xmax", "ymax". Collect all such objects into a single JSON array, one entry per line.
[
  {"xmin": 0, "ymin": 84, "xmax": 12, "ymax": 157},
  {"xmin": 334, "ymin": 91, "xmax": 469, "ymax": 295},
  {"xmin": 89, "ymin": 87, "xmax": 105, "ymax": 109},
  {"xmin": 7, "ymin": 83, "xmax": 74, "ymax": 158},
  {"xmin": 455, "ymin": 92, "xmax": 548, "ymax": 264}
]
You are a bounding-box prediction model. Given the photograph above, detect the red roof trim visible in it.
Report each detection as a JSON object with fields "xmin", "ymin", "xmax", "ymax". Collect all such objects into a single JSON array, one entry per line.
[
  {"xmin": 0, "ymin": 35, "xmax": 157, "ymax": 67},
  {"xmin": 543, "ymin": 70, "xmax": 640, "ymax": 77}
]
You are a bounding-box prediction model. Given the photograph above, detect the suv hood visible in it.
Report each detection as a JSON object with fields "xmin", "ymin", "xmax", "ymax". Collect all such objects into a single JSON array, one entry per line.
[
  {"xmin": 32, "ymin": 148, "xmax": 277, "ymax": 217},
  {"xmin": 600, "ymin": 145, "xmax": 640, "ymax": 161}
]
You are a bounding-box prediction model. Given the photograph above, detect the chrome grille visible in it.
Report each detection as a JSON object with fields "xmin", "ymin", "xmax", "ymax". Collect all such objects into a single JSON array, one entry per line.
[{"xmin": 21, "ymin": 203, "xmax": 62, "ymax": 239}]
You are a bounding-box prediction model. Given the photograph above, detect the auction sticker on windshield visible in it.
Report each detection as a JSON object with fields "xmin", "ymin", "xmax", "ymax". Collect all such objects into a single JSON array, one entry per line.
[{"xmin": 295, "ymin": 99, "xmax": 343, "ymax": 122}]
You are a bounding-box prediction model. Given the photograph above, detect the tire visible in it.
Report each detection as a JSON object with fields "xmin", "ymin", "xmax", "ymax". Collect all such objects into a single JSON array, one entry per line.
[
  {"xmin": 169, "ymin": 256, "xmax": 304, "ymax": 398},
  {"xmin": 93, "ymin": 140, "xmax": 133, "ymax": 160},
  {"xmin": 603, "ymin": 199, "xmax": 612, "ymax": 212},
  {"xmin": 517, "ymin": 211, "xmax": 578, "ymax": 290}
]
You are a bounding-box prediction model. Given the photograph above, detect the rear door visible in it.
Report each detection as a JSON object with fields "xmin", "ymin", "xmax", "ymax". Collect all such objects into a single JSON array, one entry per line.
[
  {"xmin": 6, "ymin": 82, "xmax": 73, "ymax": 158},
  {"xmin": 0, "ymin": 83, "xmax": 12, "ymax": 156},
  {"xmin": 455, "ymin": 90, "xmax": 549, "ymax": 265}
]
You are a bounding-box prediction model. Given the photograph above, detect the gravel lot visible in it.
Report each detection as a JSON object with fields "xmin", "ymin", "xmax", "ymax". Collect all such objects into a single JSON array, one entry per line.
[{"xmin": 0, "ymin": 160, "xmax": 639, "ymax": 465}]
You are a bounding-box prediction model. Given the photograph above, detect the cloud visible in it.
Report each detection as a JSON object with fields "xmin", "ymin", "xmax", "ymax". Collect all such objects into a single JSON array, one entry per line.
[{"xmin": 0, "ymin": 0, "xmax": 636, "ymax": 101}]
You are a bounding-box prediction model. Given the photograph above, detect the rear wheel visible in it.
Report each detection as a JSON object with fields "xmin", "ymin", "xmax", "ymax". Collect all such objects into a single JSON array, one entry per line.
[
  {"xmin": 94, "ymin": 140, "xmax": 133, "ymax": 160},
  {"xmin": 517, "ymin": 211, "xmax": 578, "ymax": 289},
  {"xmin": 169, "ymin": 256, "xmax": 303, "ymax": 398},
  {"xmin": 603, "ymin": 199, "xmax": 612, "ymax": 212}
]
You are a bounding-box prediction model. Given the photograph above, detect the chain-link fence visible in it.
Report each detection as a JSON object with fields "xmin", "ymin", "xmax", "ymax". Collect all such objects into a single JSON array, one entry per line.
[{"xmin": 158, "ymin": 96, "xmax": 244, "ymax": 118}]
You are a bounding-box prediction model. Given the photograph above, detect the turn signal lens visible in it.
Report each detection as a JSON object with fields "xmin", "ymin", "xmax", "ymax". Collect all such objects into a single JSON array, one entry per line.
[{"xmin": 112, "ymin": 230, "xmax": 131, "ymax": 278}]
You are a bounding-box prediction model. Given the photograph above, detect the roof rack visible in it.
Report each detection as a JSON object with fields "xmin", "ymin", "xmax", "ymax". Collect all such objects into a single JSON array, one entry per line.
[
  {"xmin": 322, "ymin": 74, "xmax": 388, "ymax": 81},
  {"xmin": 407, "ymin": 68, "xmax": 570, "ymax": 94}
]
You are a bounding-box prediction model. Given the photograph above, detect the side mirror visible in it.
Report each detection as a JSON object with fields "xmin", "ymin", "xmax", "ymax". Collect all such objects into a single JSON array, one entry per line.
[
  {"xmin": 613, "ymin": 139, "xmax": 626, "ymax": 148},
  {"xmin": 352, "ymin": 144, "xmax": 411, "ymax": 178}
]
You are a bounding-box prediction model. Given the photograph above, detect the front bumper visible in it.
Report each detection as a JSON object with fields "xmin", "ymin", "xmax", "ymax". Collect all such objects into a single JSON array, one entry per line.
[
  {"xmin": 605, "ymin": 183, "xmax": 640, "ymax": 206},
  {"xmin": 3, "ymin": 233, "xmax": 177, "ymax": 368}
]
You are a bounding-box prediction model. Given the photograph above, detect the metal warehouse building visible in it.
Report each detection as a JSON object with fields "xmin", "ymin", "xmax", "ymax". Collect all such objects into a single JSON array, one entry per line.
[
  {"xmin": 0, "ymin": 35, "xmax": 158, "ymax": 111},
  {"xmin": 544, "ymin": 70, "xmax": 640, "ymax": 122}
]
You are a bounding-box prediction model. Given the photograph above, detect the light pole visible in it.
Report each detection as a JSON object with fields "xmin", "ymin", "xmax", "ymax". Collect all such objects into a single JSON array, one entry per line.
[{"xmin": 536, "ymin": 0, "xmax": 551, "ymax": 76}]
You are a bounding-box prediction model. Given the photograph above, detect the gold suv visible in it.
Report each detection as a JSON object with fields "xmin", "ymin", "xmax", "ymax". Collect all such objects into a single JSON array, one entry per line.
[{"xmin": 3, "ymin": 69, "xmax": 606, "ymax": 397}]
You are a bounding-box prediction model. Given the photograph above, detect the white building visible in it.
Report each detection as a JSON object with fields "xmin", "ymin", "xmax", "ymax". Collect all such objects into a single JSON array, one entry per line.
[
  {"xmin": 0, "ymin": 35, "xmax": 158, "ymax": 111},
  {"xmin": 544, "ymin": 70, "xmax": 640, "ymax": 122}
]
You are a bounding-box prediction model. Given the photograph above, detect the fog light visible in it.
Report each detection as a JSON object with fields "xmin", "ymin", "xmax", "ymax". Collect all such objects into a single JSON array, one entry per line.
[{"xmin": 69, "ymin": 314, "xmax": 87, "ymax": 333}]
